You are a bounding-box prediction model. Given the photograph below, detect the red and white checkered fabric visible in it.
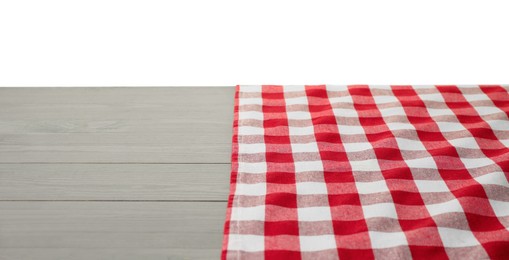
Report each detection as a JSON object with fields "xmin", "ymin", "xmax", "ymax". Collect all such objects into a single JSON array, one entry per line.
[{"xmin": 222, "ymin": 85, "xmax": 509, "ymax": 260}]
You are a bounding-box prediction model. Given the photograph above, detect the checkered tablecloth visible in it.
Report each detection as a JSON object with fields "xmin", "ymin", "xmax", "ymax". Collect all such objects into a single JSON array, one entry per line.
[{"xmin": 221, "ymin": 85, "xmax": 509, "ymax": 260}]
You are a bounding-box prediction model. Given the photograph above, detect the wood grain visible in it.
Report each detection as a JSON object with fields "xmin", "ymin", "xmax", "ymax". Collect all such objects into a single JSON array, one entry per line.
[
  {"xmin": 0, "ymin": 87, "xmax": 235, "ymax": 163},
  {"xmin": 0, "ymin": 87, "xmax": 235, "ymax": 259},
  {"xmin": 0, "ymin": 201, "xmax": 226, "ymax": 260},
  {"xmin": 0, "ymin": 164, "xmax": 230, "ymax": 201}
]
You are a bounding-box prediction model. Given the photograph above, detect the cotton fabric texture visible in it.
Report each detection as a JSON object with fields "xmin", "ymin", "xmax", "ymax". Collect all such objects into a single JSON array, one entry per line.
[{"xmin": 222, "ymin": 85, "xmax": 509, "ymax": 260}]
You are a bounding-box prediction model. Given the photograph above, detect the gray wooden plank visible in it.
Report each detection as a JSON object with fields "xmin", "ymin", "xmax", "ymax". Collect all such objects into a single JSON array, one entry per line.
[
  {"xmin": 0, "ymin": 87, "xmax": 235, "ymax": 163},
  {"xmin": 0, "ymin": 201, "xmax": 226, "ymax": 260},
  {"xmin": 0, "ymin": 249, "xmax": 217, "ymax": 260},
  {"xmin": 0, "ymin": 87, "xmax": 235, "ymax": 104},
  {"xmin": 0, "ymin": 164, "xmax": 230, "ymax": 201}
]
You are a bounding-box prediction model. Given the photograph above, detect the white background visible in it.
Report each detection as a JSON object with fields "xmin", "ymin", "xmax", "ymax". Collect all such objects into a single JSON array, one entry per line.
[{"xmin": 0, "ymin": 0, "xmax": 507, "ymax": 86}]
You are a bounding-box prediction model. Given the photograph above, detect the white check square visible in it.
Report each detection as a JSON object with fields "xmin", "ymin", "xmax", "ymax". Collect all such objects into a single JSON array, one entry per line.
[
  {"xmin": 299, "ymin": 235, "xmax": 337, "ymax": 252},
  {"xmin": 362, "ymin": 203, "xmax": 399, "ymax": 219},
  {"xmin": 356, "ymin": 180, "xmax": 390, "ymax": 194},
  {"xmin": 239, "ymin": 111, "xmax": 263, "ymax": 120},
  {"xmin": 291, "ymin": 142, "xmax": 320, "ymax": 153},
  {"xmin": 349, "ymin": 159, "xmax": 381, "ymax": 172},
  {"xmin": 228, "ymin": 234, "xmax": 265, "ymax": 252},
  {"xmin": 286, "ymin": 111, "xmax": 311, "ymax": 120},
  {"xmin": 336, "ymin": 124, "xmax": 365, "ymax": 135},
  {"xmin": 369, "ymin": 231, "xmax": 408, "ymax": 248},
  {"xmin": 285, "ymin": 96, "xmax": 308, "ymax": 105},
  {"xmin": 414, "ymin": 179, "xmax": 450, "ymax": 193},
  {"xmin": 238, "ymin": 126, "xmax": 264, "ymax": 136},
  {"xmin": 404, "ymin": 157, "xmax": 438, "ymax": 169},
  {"xmin": 298, "ymin": 207, "xmax": 332, "ymax": 221},
  {"xmin": 373, "ymin": 95, "xmax": 399, "ymax": 104},
  {"xmin": 289, "ymin": 126, "xmax": 315, "ymax": 136},
  {"xmin": 236, "ymin": 183, "xmax": 267, "ymax": 196},
  {"xmin": 238, "ymin": 162, "xmax": 267, "ymax": 174},
  {"xmin": 395, "ymin": 138, "xmax": 427, "ymax": 151},
  {"xmin": 294, "ymin": 161, "xmax": 324, "ymax": 173},
  {"xmin": 426, "ymin": 199, "xmax": 463, "ymax": 216},
  {"xmin": 231, "ymin": 205, "xmax": 265, "ymax": 221},
  {"xmin": 238, "ymin": 143, "xmax": 266, "ymax": 154},
  {"xmin": 464, "ymin": 94, "xmax": 489, "ymax": 102},
  {"xmin": 437, "ymin": 228, "xmax": 480, "ymax": 247},
  {"xmin": 426, "ymin": 108, "xmax": 455, "ymax": 117},
  {"xmin": 239, "ymin": 98, "xmax": 263, "ymax": 106},
  {"xmin": 296, "ymin": 182, "xmax": 328, "ymax": 195},
  {"xmin": 435, "ymin": 122, "xmax": 465, "ymax": 133},
  {"xmin": 240, "ymin": 85, "xmax": 262, "ymax": 93},
  {"xmin": 342, "ymin": 142, "xmax": 372, "ymax": 152}
]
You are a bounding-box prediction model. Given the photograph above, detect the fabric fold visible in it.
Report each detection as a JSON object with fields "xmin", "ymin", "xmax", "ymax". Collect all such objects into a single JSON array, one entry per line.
[{"xmin": 222, "ymin": 85, "xmax": 509, "ymax": 260}]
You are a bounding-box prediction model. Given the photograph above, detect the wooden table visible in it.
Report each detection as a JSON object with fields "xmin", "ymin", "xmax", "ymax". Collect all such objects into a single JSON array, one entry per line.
[{"xmin": 0, "ymin": 87, "xmax": 235, "ymax": 260}]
